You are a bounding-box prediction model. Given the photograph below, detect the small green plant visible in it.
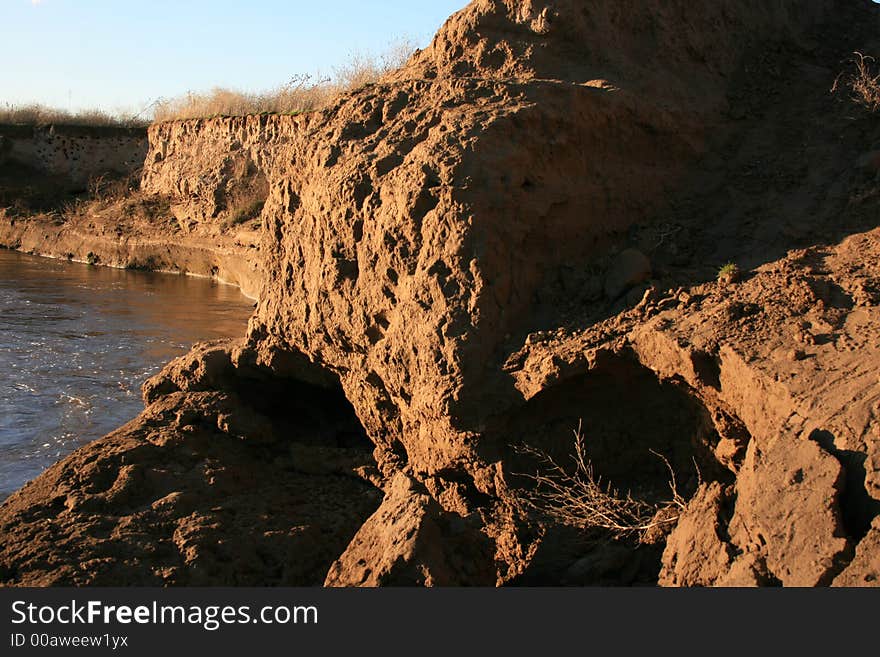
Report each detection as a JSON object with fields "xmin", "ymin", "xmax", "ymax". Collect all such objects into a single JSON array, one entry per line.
[
  {"xmin": 86, "ymin": 251, "xmax": 100, "ymax": 265},
  {"xmin": 717, "ymin": 262, "xmax": 740, "ymax": 284}
]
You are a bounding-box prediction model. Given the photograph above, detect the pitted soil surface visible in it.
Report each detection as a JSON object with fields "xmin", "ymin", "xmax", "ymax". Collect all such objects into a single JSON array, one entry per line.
[{"xmin": 2, "ymin": 0, "xmax": 880, "ymax": 586}]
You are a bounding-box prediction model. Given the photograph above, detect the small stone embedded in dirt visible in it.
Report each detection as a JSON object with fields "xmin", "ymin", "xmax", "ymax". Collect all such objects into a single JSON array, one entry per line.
[
  {"xmin": 856, "ymin": 150, "xmax": 880, "ymax": 174},
  {"xmin": 604, "ymin": 249, "xmax": 652, "ymax": 299},
  {"xmin": 626, "ymin": 283, "xmax": 651, "ymax": 306},
  {"xmin": 789, "ymin": 349, "xmax": 806, "ymax": 361}
]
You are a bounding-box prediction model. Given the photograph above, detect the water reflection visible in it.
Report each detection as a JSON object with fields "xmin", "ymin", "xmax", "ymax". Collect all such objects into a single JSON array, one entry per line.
[{"xmin": 0, "ymin": 249, "xmax": 254, "ymax": 499}]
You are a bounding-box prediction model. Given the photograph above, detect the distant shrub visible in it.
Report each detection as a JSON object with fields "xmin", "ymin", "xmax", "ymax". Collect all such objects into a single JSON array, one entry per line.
[
  {"xmin": 832, "ymin": 52, "xmax": 880, "ymax": 113},
  {"xmin": 88, "ymin": 169, "xmax": 143, "ymax": 203},
  {"xmin": 125, "ymin": 255, "xmax": 160, "ymax": 271},
  {"xmin": 229, "ymin": 198, "xmax": 266, "ymax": 226}
]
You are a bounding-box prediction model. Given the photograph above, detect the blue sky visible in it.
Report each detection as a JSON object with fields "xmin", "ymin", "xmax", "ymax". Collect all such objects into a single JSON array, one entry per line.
[{"xmin": 1, "ymin": 0, "xmax": 468, "ymax": 114}]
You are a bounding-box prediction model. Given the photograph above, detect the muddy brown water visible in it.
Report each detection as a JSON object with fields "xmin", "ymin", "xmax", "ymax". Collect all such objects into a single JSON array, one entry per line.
[{"xmin": 0, "ymin": 249, "xmax": 254, "ymax": 499}]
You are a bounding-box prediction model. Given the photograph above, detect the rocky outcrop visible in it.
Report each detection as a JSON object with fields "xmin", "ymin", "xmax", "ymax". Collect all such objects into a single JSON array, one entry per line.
[
  {"xmin": 324, "ymin": 472, "xmax": 496, "ymax": 586},
  {"xmin": 141, "ymin": 116, "xmax": 298, "ymax": 225},
  {"xmin": 253, "ymin": 0, "xmax": 836, "ymax": 473},
  {"xmin": 2, "ymin": 0, "xmax": 880, "ymax": 586},
  {"xmin": 0, "ymin": 340, "xmax": 381, "ymax": 585}
]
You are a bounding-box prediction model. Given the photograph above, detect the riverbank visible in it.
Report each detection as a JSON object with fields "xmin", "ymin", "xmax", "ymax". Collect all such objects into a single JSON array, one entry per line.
[
  {"xmin": 0, "ymin": 204, "xmax": 263, "ymax": 299},
  {"xmin": 0, "ymin": 117, "xmax": 284, "ymax": 299},
  {"xmin": 0, "ymin": 248, "xmax": 255, "ymax": 499}
]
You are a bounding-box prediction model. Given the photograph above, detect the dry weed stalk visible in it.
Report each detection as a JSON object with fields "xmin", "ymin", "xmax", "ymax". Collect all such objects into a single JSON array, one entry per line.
[
  {"xmin": 518, "ymin": 421, "xmax": 688, "ymax": 542},
  {"xmin": 832, "ymin": 52, "xmax": 880, "ymax": 113}
]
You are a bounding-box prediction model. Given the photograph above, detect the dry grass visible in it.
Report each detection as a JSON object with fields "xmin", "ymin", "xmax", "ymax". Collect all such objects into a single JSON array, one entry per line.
[
  {"xmin": 3, "ymin": 41, "xmax": 417, "ymax": 127},
  {"xmin": 0, "ymin": 103, "xmax": 148, "ymax": 128},
  {"xmin": 152, "ymin": 39, "xmax": 417, "ymax": 123},
  {"xmin": 151, "ymin": 76, "xmax": 334, "ymax": 122},
  {"xmin": 517, "ymin": 421, "xmax": 688, "ymax": 542},
  {"xmin": 832, "ymin": 52, "xmax": 880, "ymax": 113}
]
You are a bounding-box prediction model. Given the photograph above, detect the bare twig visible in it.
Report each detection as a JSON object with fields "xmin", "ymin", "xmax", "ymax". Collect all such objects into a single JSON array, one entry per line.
[
  {"xmin": 832, "ymin": 52, "xmax": 880, "ymax": 113},
  {"xmin": 516, "ymin": 420, "xmax": 689, "ymax": 542},
  {"xmin": 652, "ymin": 223, "xmax": 683, "ymax": 251}
]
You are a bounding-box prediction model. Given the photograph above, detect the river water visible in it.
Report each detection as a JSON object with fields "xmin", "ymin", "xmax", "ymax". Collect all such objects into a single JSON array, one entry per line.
[{"xmin": 0, "ymin": 249, "xmax": 255, "ymax": 499}]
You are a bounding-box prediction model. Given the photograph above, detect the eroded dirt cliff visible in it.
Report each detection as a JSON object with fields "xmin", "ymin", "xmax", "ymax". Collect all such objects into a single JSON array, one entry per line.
[
  {"xmin": 0, "ymin": 118, "xmax": 283, "ymax": 298},
  {"xmin": 2, "ymin": 0, "xmax": 879, "ymax": 586}
]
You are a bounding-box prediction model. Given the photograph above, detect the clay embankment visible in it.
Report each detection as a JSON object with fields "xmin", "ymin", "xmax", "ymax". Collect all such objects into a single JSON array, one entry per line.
[
  {"xmin": 0, "ymin": 118, "xmax": 290, "ymax": 298},
  {"xmin": 1, "ymin": 0, "xmax": 880, "ymax": 586},
  {"xmin": 0, "ymin": 123, "xmax": 147, "ymax": 187}
]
